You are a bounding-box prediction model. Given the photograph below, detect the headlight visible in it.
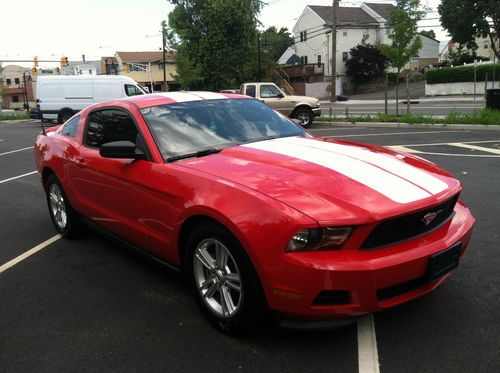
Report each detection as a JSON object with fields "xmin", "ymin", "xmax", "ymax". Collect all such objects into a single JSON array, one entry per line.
[
  {"xmin": 316, "ymin": 101, "xmax": 321, "ymax": 108},
  {"xmin": 286, "ymin": 227, "xmax": 352, "ymax": 252}
]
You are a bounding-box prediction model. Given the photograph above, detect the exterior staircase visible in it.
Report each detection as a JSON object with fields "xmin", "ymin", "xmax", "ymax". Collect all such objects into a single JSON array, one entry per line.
[{"xmin": 272, "ymin": 67, "xmax": 295, "ymax": 95}]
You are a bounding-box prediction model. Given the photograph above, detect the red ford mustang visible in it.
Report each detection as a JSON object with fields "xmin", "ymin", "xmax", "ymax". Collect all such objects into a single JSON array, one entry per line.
[{"xmin": 34, "ymin": 92, "xmax": 475, "ymax": 334}]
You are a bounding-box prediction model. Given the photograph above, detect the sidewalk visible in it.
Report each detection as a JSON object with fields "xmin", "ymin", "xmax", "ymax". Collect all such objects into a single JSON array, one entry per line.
[
  {"xmin": 320, "ymin": 96, "xmax": 486, "ymax": 105},
  {"xmin": 312, "ymin": 120, "xmax": 500, "ymax": 131}
]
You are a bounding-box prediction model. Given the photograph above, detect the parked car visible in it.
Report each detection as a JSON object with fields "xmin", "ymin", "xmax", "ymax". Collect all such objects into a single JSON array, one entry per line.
[
  {"xmin": 240, "ymin": 82, "xmax": 321, "ymax": 128},
  {"xmin": 36, "ymin": 75, "xmax": 146, "ymax": 124},
  {"xmin": 34, "ymin": 91, "xmax": 475, "ymax": 335},
  {"xmin": 29, "ymin": 107, "xmax": 41, "ymax": 119}
]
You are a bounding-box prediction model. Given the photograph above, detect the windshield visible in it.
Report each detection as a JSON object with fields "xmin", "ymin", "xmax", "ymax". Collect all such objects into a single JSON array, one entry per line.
[{"xmin": 140, "ymin": 98, "xmax": 305, "ymax": 161}]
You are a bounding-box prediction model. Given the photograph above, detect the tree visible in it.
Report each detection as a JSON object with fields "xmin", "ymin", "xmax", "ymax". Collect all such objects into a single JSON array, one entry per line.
[
  {"xmin": 167, "ymin": 0, "xmax": 262, "ymax": 90},
  {"xmin": 345, "ymin": 44, "xmax": 389, "ymax": 84},
  {"xmin": 380, "ymin": 0, "xmax": 425, "ymax": 115},
  {"xmin": 446, "ymin": 46, "xmax": 488, "ymax": 66},
  {"xmin": 420, "ymin": 30, "xmax": 436, "ymax": 40},
  {"xmin": 439, "ymin": 0, "xmax": 500, "ymax": 60}
]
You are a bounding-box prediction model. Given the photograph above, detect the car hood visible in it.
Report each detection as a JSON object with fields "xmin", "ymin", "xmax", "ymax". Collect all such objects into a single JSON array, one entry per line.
[{"xmin": 179, "ymin": 136, "xmax": 461, "ymax": 225}]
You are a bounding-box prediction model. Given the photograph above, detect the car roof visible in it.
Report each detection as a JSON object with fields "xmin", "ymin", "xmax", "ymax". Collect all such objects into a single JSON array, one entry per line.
[{"xmin": 125, "ymin": 91, "xmax": 250, "ymax": 109}]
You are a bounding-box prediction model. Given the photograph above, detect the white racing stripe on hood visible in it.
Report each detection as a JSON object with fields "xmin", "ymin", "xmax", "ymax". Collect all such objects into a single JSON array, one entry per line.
[
  {"xmin": 243, "ymin": 138, "xmax": 432, "ymax": 204},
  {"xmin": 188, "ymin": 92, "xmax": 229, "ymax": 100},
  {"xmin": 279, "ymin": 137, "xmax": 448, "ymax": 195}
]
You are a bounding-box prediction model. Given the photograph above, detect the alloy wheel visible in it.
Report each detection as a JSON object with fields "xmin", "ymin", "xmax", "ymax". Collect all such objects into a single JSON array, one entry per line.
[
  {"xmin": 49, "ymin": 183, "xmax": 67, "ymax": 230},
  {"xmin": 193, "ymin": 238, "xmax": 243, "ymax": 318}
]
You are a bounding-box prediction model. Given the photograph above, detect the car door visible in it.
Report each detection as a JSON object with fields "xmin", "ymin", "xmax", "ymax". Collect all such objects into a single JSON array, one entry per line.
[
  {"xmin": 70, "ymin": 107, "xmax": 155, "ymax": 249},
  {"xmin": 259, "ymin": 84, "xmax": 292, "ymax": 115}
]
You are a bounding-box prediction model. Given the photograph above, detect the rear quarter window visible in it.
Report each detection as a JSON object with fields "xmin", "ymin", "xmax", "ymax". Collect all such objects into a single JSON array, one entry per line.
[{"xmin": 61, "ymin": 115, "xmax": 80, "ymax": 137}]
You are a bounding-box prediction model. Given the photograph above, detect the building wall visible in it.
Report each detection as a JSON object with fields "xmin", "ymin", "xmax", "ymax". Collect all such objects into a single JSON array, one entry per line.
[
  {"xmin": 292, "ymin": 6, "xmax": 440, "ymax": 77},
  {"xmin": 1, "ymin": 65, "xmax": 36, "ymax": 109}
]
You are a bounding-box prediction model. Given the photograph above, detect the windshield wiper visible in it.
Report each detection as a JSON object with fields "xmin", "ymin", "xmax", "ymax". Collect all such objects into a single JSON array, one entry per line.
[{"xmin": 166, "ymin": 148, "xmax": 223, "ymax": 162}]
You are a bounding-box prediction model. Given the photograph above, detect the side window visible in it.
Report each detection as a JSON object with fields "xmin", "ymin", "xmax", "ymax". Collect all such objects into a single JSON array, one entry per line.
[
  {"xmin": 85, "ymin": 109, "xmax": 138, "ymax": 149},
  {"xmin": 125, "ymin": 84, "xmax": 144, "ymax": 97},
  {"xmin": 61, "ymin": 115, "xmax": 80, "ymax": 137},
  {"xmin": 260, "ymin": 85, "xmax": 281, "ymax": 98},
  {"xmin": 245, "ymin": 85, "xmax": 256, "ymax": 98}
]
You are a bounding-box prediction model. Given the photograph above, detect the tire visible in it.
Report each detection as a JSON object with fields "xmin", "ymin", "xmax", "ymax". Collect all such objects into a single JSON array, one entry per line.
[
  {"xmin": 58, "ymin": 110, "xmax": 73, "ymax": 124},
  {"xmin": 185, "ymin": 222, "xmax": 267, "ymax": 335},
  {"xmin": 292, "ymin": 107, "xmax": 314, "ymax": 128},
  {"xmin": 45, "ymin": 174, "xmax": 80, "ymax": 238}
]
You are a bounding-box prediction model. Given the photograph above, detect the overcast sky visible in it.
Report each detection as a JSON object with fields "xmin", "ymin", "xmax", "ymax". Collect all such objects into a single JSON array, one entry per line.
[{"xmin": 0, "ymin": 0, "xmax": 445, "ymax": 68}]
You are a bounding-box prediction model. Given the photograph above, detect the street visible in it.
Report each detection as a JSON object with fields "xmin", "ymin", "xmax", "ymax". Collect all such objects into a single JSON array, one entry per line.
[{"xmin": 1, "ymin": 120, "xmax": 499, "ymax": 372}]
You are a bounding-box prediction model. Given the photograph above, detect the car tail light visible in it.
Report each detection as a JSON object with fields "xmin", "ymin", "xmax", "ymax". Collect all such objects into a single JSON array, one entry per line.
[{"xmin": 286, "ymin": 227, "xmax": 353, "ymax": 252}]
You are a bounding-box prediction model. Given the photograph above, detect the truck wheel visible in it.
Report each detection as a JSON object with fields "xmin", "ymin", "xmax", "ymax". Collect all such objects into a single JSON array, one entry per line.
[
  {"xmin": 58, "ymin": 109, "xmax": 73, "ymax": 124},
  {"xmin": 293, "ymin": 107, "xmax": 313, "ymax": 128}
]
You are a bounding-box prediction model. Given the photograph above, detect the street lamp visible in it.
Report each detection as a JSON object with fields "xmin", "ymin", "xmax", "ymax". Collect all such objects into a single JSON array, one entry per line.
[{"xmin": 257, "ymin": 32, "xmax": 271, "ymax": 82}]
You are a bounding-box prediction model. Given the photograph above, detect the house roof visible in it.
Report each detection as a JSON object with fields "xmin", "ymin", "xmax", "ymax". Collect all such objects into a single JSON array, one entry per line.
[
  {"xmin": 116, "ymin": 51, "xmax": 176, "ymax": 63},
  {"xmin": 309, "ymin": 5, "xmax": 377, "ymax": 25},
  {"xmin": 364, "ymin": 3, "xmax": 395, "ymax": 21},
  {"xmin": 101, "ymin": 56, "xmax": 118, "ymax": 64}
]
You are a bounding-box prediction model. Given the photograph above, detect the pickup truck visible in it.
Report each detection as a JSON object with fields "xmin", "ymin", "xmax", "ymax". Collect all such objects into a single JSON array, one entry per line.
[{"xmin": 239, "ymin": 82, "xmax": 321, "ymax": 128}]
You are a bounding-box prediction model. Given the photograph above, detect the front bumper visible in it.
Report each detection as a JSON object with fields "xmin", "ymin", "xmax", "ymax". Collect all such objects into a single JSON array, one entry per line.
[
  {"xmin": 312, "ymin": 108, "xmax": 322, "ymax": 117},
  {"xmin": 263, "ymin": 201, "xmax": 475, "ymax": 320}
]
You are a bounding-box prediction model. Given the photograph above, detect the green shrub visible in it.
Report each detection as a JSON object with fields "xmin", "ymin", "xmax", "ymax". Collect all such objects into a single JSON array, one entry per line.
[{"xmin": 426, "ymin": 64, "xmax": 500, "ymax": 84}]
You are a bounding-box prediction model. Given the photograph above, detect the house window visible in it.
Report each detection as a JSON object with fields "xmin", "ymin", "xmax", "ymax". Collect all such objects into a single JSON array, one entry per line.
[
  {"xmin": 304, "ymin": 30, "xmax": 307, "ymax": 41},
  {"xmin": 6, "ymin": 78, "xmax": 11, "ymax": 85},
  {"xmin": 300, "ymin": 31, "xmax": 307, "ymax": 42},
  {"xmin": 484, "ymin": 42, "xmax": 489, "ymax": 49},
  {"xmin": 301, "ymin": 56, "xmax": 308, "ymax": 64},
  {"xmin": 15, "ymin": 78, "xmax": 20, "ymax": 84},
  {"xmin": 12, "ymin": 96, "xmax": 19, "ymax": 103},
  {"xmin": 342, "ymin": 52, "xmax": 349, "ymax": 62},
  {"xmin": 343, "ymin": 31, "xmax": 348, "ymax": 37},
  {"xmin": 317, "ymin": 55, "xmax": 322, "ymax": 67}
]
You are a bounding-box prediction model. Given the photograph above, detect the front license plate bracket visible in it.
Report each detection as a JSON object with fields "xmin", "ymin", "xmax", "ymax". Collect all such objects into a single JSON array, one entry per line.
[{"xmin": 426, "ymin": 243, "xmax": 461, "ymax": 281}]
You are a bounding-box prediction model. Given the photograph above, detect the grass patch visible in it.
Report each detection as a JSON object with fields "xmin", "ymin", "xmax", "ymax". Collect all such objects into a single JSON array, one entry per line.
[
  {"xmin": 0, "ymin": 113, "xmax": 30, "ymax": 121},
  {"xmin": 318, "ymin": 109, "xmax": 500, "ymax": 125}
]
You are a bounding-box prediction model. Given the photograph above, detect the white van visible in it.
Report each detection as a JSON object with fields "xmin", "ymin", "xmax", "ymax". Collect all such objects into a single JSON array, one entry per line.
[{"xmin": 36, "ymin": 75, "xmax": 147, "ymax": 123}]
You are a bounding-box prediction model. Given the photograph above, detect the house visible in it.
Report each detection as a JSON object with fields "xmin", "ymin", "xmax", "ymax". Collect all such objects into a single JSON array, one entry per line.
[
  {"xmin": 280, "ymin": 2, "xmax": 439, "ymax": 96},
  {"xmin": 445, "ymin": 36, "xmax": 499, "ymax": 62},
  {"xmin": 0, "ymin": 65, "xmax": 35, "ymax": 109},
  {"xmin": 101, "ymin": 57, "xmax": 119, "ymax": 75},
  {"xmin": 115, "ymin": 51, "xmax": 178, "ymax": 92},
  {"xmin": 60, "ymin": 60, "xmax": 102, "ymax": 76}
]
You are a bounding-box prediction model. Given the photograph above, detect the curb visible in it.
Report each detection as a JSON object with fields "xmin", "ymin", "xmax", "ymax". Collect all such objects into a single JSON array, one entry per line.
[{"xmin": 312, "ymin": 121, "xmax": 500, "ymax": 131}]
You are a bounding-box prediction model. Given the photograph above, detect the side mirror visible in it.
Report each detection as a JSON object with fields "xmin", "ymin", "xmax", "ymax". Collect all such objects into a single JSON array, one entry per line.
[{"xmin": 99, "ymin": 141, "xmax": 145, "ymax": 160}]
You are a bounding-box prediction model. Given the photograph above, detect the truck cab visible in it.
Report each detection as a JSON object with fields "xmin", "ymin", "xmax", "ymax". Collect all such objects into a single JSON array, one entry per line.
[{"xmin": 240, "ymin": 82, "xmax": 321, "ymax": 128}]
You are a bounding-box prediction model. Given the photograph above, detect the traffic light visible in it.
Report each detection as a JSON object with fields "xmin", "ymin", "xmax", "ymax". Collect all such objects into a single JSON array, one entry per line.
[
  {"xmin": 60, "ymin": 56, "xmax": 68, "ymax": 67},
  {"xmin": 34, "ymin": 56, "xmax": 39, "ymax": 67},
  {"xmin": 124, "ymin": 63, "xmax": 130, "ymax": 73},
  {"xmin": 31, "ymin": 67, "xmax": 37, "ymax": 75}
]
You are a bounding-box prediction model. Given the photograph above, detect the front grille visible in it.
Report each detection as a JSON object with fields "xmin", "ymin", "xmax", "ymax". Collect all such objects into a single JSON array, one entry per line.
[{"xmin": 361, "ymin": 194, "xmax": 459, "ymax": 250}]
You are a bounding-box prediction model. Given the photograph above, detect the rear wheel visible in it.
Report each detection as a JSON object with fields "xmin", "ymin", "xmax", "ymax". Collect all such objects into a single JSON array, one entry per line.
[
  {"xmin": 58, "ymin": 109, "xmax": 73, "ymax": 124},
  {"xmin": 293, "ymin": 107, "xmax": 314, "ymax": 128},
  {"xmin": 186, "ymin": 222, "xmax": 267, "ymax": 335},
  {"xmin": 46, "ymin": 174, "xmax": 80, "ymax": 238}
]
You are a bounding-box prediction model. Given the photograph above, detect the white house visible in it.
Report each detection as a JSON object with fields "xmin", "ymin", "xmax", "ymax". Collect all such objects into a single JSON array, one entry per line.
[{"xmin": 283, "ymin": 2, "xmax": 439, "ymax": 95}]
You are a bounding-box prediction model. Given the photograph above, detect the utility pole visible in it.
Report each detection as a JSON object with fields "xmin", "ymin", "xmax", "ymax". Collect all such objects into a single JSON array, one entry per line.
[
  {"xmin": 330, "ymin": 0, "xmax": 338, "ymax": 102},
  {"xmin": 162, "ymin": 28, "xmax": 168, "ymax": 91}
]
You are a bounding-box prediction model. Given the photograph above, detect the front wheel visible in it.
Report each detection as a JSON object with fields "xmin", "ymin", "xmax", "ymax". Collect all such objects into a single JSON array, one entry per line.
[
  {"xmin": 293, "ymin": 107, "xmax": 314, "ymax": 128},
  {"xmin": 186, "ymin": 222, "xmax": 267, "ymax": 335},
  {"xmin": 46, "ymin": 174, "xmax": 80, "ymax": 238}
]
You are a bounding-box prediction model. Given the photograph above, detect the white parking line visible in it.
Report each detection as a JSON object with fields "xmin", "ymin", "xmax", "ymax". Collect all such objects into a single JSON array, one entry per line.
[
  {"xmin": 449, "ymin": 142, "xmax": 500, "ymax": 155},
  {"xmin": 329, "ymin": 130, "xmax": 467, "ymax": 138},
  {"xmin": 0, "ymin": 146, "xmax": 34, "ymax": 156},
  {"xmin": 0, "ymin": 235, "xmax": 61, "ymax": 274},
  {"xmin": 357, "ymin": 314, "xmax": 380, "ymax": 373},
  {"xmin": 0, "ymin": 171, "xmax": 37, "ymax": 184},
  {"xmin": 402, "ymin": 140, "xmax": 499, "ymax": 147}
]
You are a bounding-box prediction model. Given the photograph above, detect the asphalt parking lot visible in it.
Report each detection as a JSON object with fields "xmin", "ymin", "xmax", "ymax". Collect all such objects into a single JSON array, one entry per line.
[{"xmin": 1, "ymin": 119, "xmax": 499, "ymax": 372}]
